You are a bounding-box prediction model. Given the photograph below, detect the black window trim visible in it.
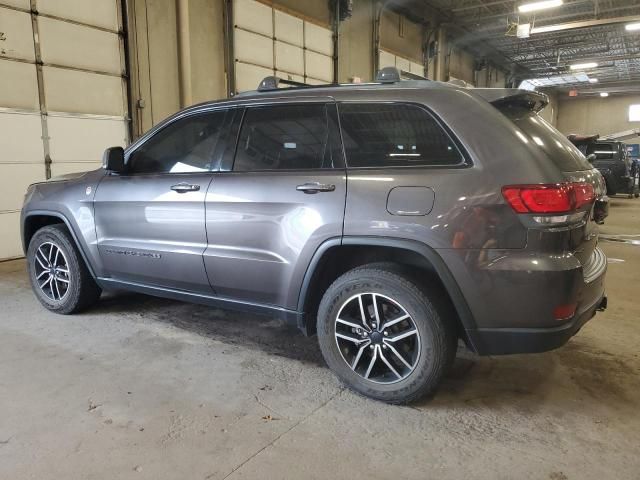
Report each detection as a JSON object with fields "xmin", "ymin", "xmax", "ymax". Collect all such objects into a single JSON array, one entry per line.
[
  {"xmin": 226, "ymin": 101, "xmax": 346, "ymax": 174},
  {"xmin": 122, "ymin": 106, "xmax": 233, "ymax": 177},
  {"xmin": 336, "ymin": 100, "xmax": 472, "ymax": 170}
]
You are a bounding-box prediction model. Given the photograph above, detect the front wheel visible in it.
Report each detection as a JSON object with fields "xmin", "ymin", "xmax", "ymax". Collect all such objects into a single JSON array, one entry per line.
[
  {"xmin": 317, "ymin": 266, "xmax": 456, "ymax": 404},
  {"xmin": 27, "ymin": 224, "xmax": 101, "ymax": 314}
]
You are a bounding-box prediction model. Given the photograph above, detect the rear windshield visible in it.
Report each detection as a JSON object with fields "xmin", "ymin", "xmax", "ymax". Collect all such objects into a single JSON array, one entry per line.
[
  {"xmin": 499, "ymin": 105, "xmax": 592, "ymax": 172},
  {"xmin": 586, "ymin": 143, "xmax": 614, "ymax": 160}
]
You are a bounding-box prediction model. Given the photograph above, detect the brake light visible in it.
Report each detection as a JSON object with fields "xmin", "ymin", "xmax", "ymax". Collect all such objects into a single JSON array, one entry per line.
[{"xmin": 502, "ymin": 183, "xmax": 595, "ymax": 214}]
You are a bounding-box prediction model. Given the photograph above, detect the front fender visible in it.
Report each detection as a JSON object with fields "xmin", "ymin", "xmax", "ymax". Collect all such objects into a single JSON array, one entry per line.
[{"xmin": 21, "ymin": 169, "xmax": 106, "ymax": 277}]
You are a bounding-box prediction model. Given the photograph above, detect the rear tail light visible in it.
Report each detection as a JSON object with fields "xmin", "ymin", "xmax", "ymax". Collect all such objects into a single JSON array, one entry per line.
[{"xmin": 502, "ymin": 183, "xmax": 595, "ymax": 214}]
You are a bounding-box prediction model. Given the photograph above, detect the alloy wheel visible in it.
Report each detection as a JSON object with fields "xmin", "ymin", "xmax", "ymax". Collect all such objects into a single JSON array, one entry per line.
[
  {"xmin": 33, "ymin": 242, "xmax": 71, "ymax": 301},
  {"xmin": 334, "ymin": 293, "xmax": 421, "ymax": 384}
]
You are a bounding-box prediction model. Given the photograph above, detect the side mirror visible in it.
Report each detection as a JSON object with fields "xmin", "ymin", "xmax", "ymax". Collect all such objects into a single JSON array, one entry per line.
[
  {"xmin": 586, "ymin": 153, "xmax": 597, "ymax": 164},
  {"xmin": 102, "ymin": 146, "xmax": 125, "ymax": 173}
]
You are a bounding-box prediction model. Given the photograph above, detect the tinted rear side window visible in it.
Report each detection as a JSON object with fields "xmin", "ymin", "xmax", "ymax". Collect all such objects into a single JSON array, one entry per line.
[
  {"xmin": 338, "ymin": 103, "xmax": 464, "ymax": 168},
  {"xmin": 499, "ymin": 106, "xmax": 592, "ymax": 171},
  {"xmin": 234, "ymin": 104, "xmax": 334, "ymax": 171}
]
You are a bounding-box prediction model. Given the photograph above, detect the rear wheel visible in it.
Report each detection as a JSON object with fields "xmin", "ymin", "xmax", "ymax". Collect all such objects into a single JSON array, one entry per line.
[
  {"xmin": 317, "ymin": 265, "xmax": 456, "ymax": 404},
  {"xmin": 27, "ymin": 224, "xmax": 101, "ymax": 314}
]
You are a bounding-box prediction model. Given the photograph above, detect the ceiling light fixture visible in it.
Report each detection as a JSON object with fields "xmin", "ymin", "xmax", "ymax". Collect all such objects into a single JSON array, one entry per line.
[
  {"xmin": 588, "ymin": 78, "xmax": 598, "ymax": 83},
  {"xmin": 519, "ymin": 0, "xmax": 563, "ymax": 13},
  {"xmin": 570, "ymin": 62, "xmax": 598, "ymax": 70},
  {"xmin": 626, "ymin": 22, "xmax": 640, "ymax": 31},
  {"xmin": 600, "ymin": 92, "xmax": 609, "ymax": 97}
]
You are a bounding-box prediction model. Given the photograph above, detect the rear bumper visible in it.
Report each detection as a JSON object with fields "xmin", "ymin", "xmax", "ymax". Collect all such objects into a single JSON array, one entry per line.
[
  {"xmin": 467, "ymin": 293, "xmax": 607, "ymax": 355},
  {"xmin": 439, "ymin": 244, "xmax": 608, "ymax": 356}
]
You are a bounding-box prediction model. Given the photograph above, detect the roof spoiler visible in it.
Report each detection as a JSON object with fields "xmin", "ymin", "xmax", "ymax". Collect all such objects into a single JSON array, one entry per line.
[
  {"xmin": 567, "ymin": 133, "xmax": 599, "ymax": 146},
  {"xmin": 473, "ymin": 89, "xmax": 549, "ymax": 113}
]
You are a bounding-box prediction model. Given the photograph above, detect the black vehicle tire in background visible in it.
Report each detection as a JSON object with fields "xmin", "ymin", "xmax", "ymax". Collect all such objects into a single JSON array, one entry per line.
[
  {"xmin": 27, "ymin": 224, "xmax": 102, "ymax": 314},
  {"xmin": 317, "ymin": 265, "xmax": 457, "ymax": 404}
]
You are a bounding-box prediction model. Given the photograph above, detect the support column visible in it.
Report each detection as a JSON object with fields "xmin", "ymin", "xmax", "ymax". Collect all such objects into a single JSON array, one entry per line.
[{"xmin": 177, "ymin": 0, "xmax": 193, "ymax": 107}]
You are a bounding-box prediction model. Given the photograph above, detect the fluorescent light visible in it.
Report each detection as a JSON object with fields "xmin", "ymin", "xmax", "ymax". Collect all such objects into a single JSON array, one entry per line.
[
  {"xmin": 589, "ymin": 78, "xmax": 598, "ymax": 83},
  {"xmin": 626, "ymin": 22, "xmax": 640, "ymax": 31},
  {"xmin": 519, "ymin": 0, "xmax": 563, "ymax": 13},
  {"xmin": 600, "ymin": 92, "xmax": 609, "ymax": 97},
  {"xmin": 517, "ymin": 23, "xmax": 531, "ymax": 38},
  {"xmin": 570, "ymin": 62, "xmax": 598, "ymax": 70}
]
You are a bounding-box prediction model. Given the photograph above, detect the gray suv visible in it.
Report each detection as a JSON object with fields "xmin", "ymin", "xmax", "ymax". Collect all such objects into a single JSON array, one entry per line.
[{"xmin": 21, "ymin": 69, "xmax": 609, "ymax": 403}]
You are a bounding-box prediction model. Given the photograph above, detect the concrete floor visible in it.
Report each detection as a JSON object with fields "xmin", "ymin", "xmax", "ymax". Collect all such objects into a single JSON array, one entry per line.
[{"xmin": 1, "ymin": 199, "xmax": 639, "ymax": 480}]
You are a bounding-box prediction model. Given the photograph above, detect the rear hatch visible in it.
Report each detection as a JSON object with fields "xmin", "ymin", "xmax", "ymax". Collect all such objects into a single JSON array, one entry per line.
[{"xmin": 475, "ymin": 89, "xmax": 606, "ymax": 270}]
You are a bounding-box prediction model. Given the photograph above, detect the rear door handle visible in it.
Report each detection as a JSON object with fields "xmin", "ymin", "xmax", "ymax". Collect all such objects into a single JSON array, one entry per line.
[
  {"xmin": 171, "ymin": 183, "xmax": 200, "ymax": 193},
  {"xmin": 296, "ymin": 182, "xmax": 336, "ymax": 194}
]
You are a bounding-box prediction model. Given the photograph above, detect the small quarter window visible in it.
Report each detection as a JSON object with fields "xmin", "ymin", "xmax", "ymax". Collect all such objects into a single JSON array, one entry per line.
[
  {"xmin": 128, "ymin": 110, "xmax": 228, "ymax": 174},
  {"xmin": 338, "ymin": 103, "xmax": 464, "ymax": 168},
  {"xmin": 233, "ymin": 105, "xmax": 334, "ymax": 171}
]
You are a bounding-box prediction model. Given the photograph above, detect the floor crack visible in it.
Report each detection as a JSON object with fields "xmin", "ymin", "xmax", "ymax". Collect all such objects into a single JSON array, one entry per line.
[
  {"xmin": 213, "ymin": 388, "xmax": 344, "ymax": 480},
  {"xmin": 253, "ymin": 394, "xmax": 286, "ymax": 420}
]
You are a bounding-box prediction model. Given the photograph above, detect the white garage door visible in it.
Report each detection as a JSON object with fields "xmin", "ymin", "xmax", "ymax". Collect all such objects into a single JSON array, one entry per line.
[
  {"xmin": 379, "ymin": 49, "xmax": 424, "ymax": 78},
  {"xmin": 0, "ymin": 0, "xmax": 129, "ymax": 260},
  {"xmin": 233, "ymin": 0, "xmax": 334, "ymax": 93}
]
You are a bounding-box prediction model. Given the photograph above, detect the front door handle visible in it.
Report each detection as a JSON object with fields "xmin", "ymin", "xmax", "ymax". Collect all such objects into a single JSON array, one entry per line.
[
  {"xmin": 296, "ymin": 182, "xmax": 336, "ymax": 194},
  {"xmin": 171, "ymin": 183, "xmax": 200, "ymax": 193}
]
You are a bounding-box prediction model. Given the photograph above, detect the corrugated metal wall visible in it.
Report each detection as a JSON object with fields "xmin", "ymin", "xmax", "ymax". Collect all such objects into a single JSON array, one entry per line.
[{"xmin": 0, "ymin": 0, "xmax": 128, "ymax": 259}]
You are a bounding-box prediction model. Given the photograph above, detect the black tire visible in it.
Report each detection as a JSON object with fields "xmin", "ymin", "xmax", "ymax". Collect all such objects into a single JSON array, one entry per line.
[
  {"xmin": 317, "ymin": 265, "xmax": 457, "ymax": 404},
  {"xmin": 605, "ymin": 180, "xmax": 616, "ymax": 196},
  {"xmin": 27, "ymin": 224, "xmax": 101, "ymax": 314}
]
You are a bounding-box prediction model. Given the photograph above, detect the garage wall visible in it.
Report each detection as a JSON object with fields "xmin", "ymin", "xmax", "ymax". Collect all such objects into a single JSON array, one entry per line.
[
  {"xmin": 189, "ymin": 0, "xmax": 226, "ymax": 104},
  {"xmin": 0, "ymin": 0, "xmax": 128, "ymax": 260},
  {"xmin": 448, "ymin": 47, "xmax": 475, "ymax": 85},
  {"xmin": 539, "ymin": 93, "xmax": 558, "ymax": 126},
  {"xmin": 232, "ymin": 0, "xmax": 334, "ymax": 93},
  {"xmin": 338, "ymin": 0, "xmax": 374, "ymax": 83},
  {"xmin": 475, "ymin": 65, "xmax": 507, "ymax": 88},
  {"xmin": 557, "ymin": 95, "xmax": 640, "ymax": 140},
  {"xmin": 379, "ymin": 9, "xmax": 422, "ymax": 64},
  {"xmin": 127, "ymin": 0, "xmax": 227, "ymax": 136}
]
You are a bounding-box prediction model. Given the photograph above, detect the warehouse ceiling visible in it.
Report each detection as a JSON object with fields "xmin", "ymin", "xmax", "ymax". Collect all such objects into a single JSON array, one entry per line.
[{"xmin": 406, "ymin": 0, "xmax": 640, "ymax": 92}]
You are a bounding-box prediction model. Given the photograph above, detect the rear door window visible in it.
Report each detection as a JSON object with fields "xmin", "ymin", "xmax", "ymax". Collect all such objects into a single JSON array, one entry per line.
[
  {"xmin": 233, "ymin": 104, "xmax": 337, "ymax": 171},
  {"xmin": 338, "ymin": 103, "xmax": 465, "ymax": 168}
]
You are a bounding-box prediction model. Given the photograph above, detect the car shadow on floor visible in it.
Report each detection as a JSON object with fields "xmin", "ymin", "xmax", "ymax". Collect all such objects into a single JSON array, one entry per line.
[
  {"xmin": 93, "ymin": 291, "xmax": 639, "ymax": 411},
  {"xmin": 94, "ymin": 290, "xmax": 326, "ymax": 367}
]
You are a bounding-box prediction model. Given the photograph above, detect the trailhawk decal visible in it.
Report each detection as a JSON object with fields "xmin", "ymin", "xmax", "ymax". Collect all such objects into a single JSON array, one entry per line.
[{"xmin": 104, "ymin": 249, "xmax": 162, "ymax": 259}]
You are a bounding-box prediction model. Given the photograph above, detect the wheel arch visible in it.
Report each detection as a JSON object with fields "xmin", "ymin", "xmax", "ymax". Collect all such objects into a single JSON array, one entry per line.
[
  {"xmin": 22, "ymin": 210, "xmax": 97, "ymax": 279},
  {"xmin": 297, "ymin": 237, "xmax": 478, "ymax": 351}
]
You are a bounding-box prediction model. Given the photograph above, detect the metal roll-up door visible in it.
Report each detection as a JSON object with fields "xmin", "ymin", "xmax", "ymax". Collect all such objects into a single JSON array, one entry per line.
[
  {"xmin": 233, "ymin": 0, "xmax": 334, "ymax": 93},
  {"xmin": 379, "ymin": 48, "xmax": 424, "ymax": 77},
  {"xmin": 0, "ymin": 0, "xmax": 129, "ymax": 260}
]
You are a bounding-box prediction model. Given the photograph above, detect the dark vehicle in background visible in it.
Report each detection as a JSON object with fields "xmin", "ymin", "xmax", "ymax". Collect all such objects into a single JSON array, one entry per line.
[
  {"xmin": 21, "ymin": 69, "xmax": 609, "ymax": 404},
  {"xmin": 570, "ymin": 135, "xmax": 639, "ymax": 198}
]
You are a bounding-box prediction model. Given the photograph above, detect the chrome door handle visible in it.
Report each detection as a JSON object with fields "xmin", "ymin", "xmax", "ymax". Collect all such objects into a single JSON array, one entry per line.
[
  {"xmin": 171, "ymin": 183, "xmax": 200, "ymax": 193},
  {"xmin": 296, "ymin": 182, "xmax": 336, "ymax": 194}
]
